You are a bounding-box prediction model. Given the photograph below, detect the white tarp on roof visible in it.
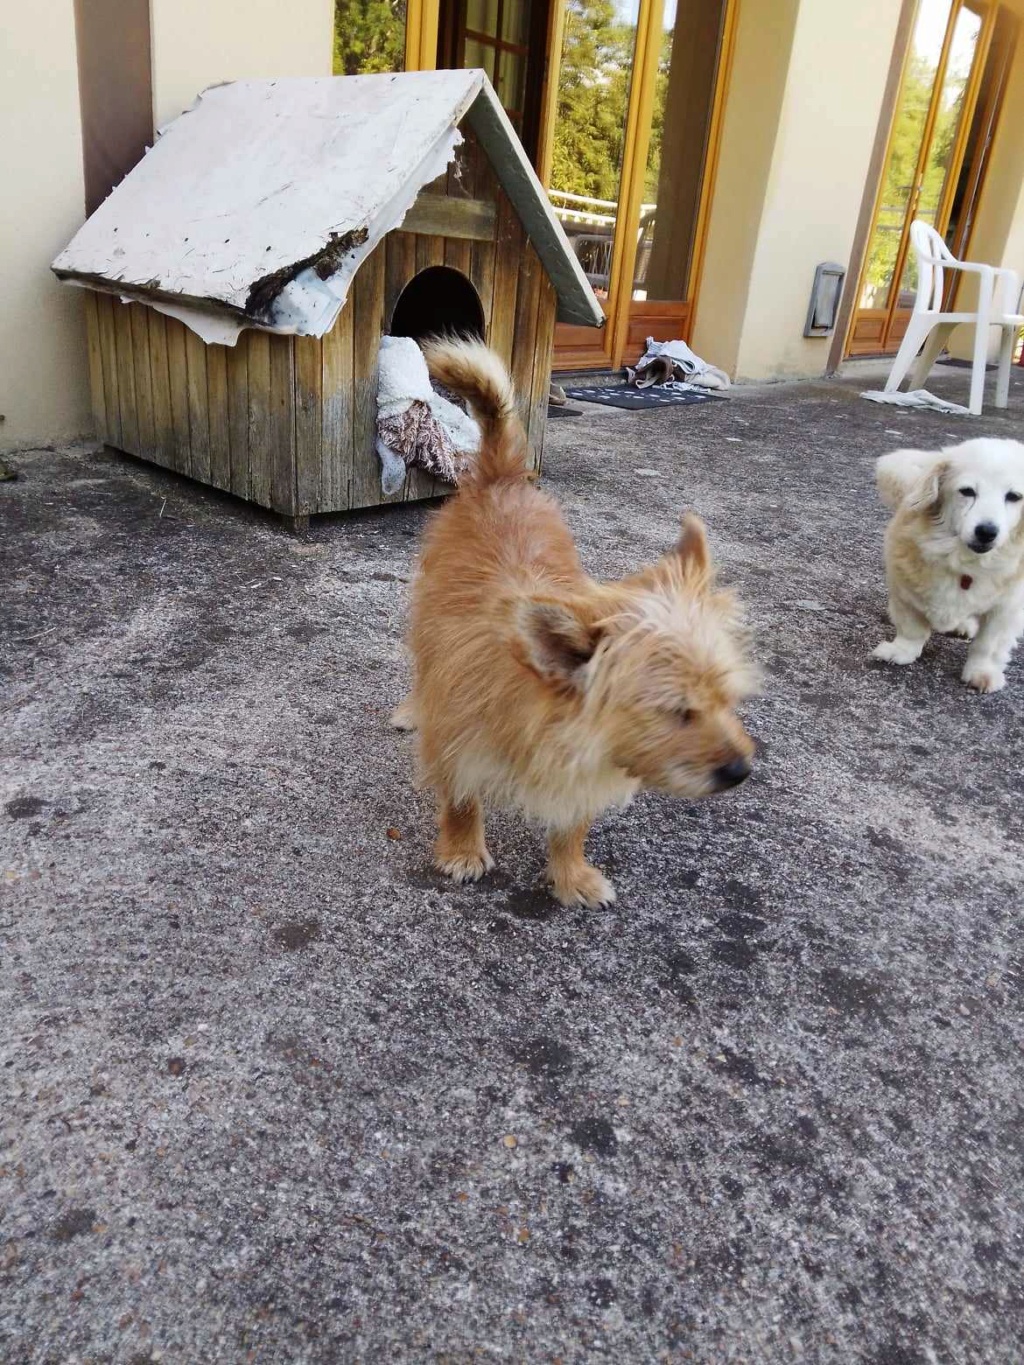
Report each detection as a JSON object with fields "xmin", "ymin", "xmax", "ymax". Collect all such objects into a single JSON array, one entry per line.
[{"xmin": 52, "ymin": 70, "xmax": 604, "ymax": 345}]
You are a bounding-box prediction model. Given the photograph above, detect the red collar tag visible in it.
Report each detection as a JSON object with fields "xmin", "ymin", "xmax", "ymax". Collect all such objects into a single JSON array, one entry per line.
[{"xmin": 960, "ymin": 574, "xmax": 973, "ymax": 590}]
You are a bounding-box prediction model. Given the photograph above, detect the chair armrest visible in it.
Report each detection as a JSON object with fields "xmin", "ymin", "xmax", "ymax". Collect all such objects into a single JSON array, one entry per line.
[{"xmin": 943, "ymin": 259, "xmax": 995, "ymax": 278}]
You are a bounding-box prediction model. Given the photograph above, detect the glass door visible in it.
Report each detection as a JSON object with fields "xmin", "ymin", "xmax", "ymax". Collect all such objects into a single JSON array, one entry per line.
[
  {"xmin": 848, "ymin": 0, "xmax": 994, "ymax": 356},
  {"xmin": 626, "ymin": 0, "xmax": 730, "ymax": 358},
  {"xmin": 547, "ymin": 0, "xmax": 644, "ymax": 368}
]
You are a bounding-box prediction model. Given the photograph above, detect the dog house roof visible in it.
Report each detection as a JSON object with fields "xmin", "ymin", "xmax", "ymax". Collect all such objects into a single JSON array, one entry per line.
[{"xmin": 52, "ymin": 69, "xmax": 604, "ymax": 345}]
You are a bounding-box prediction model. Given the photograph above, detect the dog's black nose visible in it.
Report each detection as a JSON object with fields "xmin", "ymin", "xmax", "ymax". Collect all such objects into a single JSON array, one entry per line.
[
  {"xmin": 714, "ymin": 758, "xmax": 751, "ymax": 789},
  {"xmin": 974, "ymin": 521, "xmax": 998, "ymax": 545}
]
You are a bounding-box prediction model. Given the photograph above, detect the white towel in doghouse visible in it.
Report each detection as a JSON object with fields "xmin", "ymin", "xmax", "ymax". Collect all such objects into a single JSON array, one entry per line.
[{"xmin": 375, "ymin": 336, "xmax": 480, "ymax": 494}]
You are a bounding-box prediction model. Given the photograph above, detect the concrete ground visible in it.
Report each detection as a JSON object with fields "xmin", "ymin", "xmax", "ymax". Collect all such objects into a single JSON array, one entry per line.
[{"xmin": 2, "ymin": 359, "xmax": 1023, "ymax": 1364}]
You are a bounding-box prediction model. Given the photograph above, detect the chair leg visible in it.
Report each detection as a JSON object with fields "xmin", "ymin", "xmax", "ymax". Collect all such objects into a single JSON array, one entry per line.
[
  {"xmin": 885, "ymin": 315, "xmax": 932, "ymax": 394},
  {"xmin": 995, "ymin": 325, "xmax": 1018, "ymax": 409},
  {"xmin": 908, "ymin": 321, "xmax": 954, "ymax": 390},
  {"xmin": 969, "ymin": 319, "xmax": 992, "ymax": 416}
]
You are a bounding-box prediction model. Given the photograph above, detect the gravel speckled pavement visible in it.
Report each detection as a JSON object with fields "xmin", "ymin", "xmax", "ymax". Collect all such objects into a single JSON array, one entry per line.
[{"xmin": 2, "ymin": 362, "xmax": 1023, "ymax": 1363}]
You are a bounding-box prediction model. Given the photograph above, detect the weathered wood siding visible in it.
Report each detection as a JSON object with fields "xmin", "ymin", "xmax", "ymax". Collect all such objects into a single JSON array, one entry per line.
[{"xmin": 84, "ymin": 129, "xmax": 556, "ymax": 517}]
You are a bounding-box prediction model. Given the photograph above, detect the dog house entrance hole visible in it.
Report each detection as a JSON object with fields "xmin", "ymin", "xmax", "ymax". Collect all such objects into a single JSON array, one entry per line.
[{"xmin": 389, "ymin": 266, "xmax": 485, "ymax": 343}]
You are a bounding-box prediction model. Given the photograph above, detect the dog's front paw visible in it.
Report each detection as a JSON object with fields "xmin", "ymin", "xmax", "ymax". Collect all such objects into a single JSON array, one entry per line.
[
  {"xmin": 549, "ymin": 863, "xmax": 616, "ymax": 910},
  {"xmin": 948, "ymin": 616, "xmax": 979, "ymax": 640},
  {"xmin": 872, "ymin": 639, "xmax": 922, "ymax": 666},
  {"xmin": 963, "ymin": 662, "xmax": 1006, "ymax": 694},
  {"xmin": 435, "ymin": 849, "xmax": 495, "ymax": 883}
]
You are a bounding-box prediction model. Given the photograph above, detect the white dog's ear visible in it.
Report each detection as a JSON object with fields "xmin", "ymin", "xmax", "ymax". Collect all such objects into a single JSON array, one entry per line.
[
  {"xmin": 515, "ymin": 598, "xmax": 600, "ymax": 689},
  {"xmin": 904, "ymin": 459, "xmax": 950, "ymax": 514},
  {"xmin": 876, "ymin": 448, "xmax": 939, "ymax": 511}
]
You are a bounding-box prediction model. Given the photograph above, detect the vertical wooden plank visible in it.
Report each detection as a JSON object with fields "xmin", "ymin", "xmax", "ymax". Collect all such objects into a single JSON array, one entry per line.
[
  {"xmin": 470, "ymin": 236, "xmax": 497, "ymax": 342},
  {"xmin": 350, "ymin": 243, "xmax": 387, "ymax": 510},
  {"xmin": 510, "ymin": 234, "xmax": 542, "ymax": 439},
  {"xmin": 130, "ymin": 304, "xmax": 155, "ymax": 461},
  {"xmin": 444, "ymin": 236, "xmax": 473, "ymax": 279},
  {"xmin": 406, "ymin": 235, "xmax": 443, "ymax": 502},
  {"xmin": 465, "ymin": 127, "xmax": 498, "ymax": 203},
  {"xmin": 247, "ymin": 330, "xmax": 272, "ymax": 509},
  {"xmin": 148, "ymin": 309, "xmax": 175, "ymax": 472},
  {"xmin": 385, "ymin": 231, "xmax": 417, "ymax": 329},
  {"xmin": 185, "ymin": 329, "xmax": 211, "ymax": 485},
  {"xmin": 96, "ymin": 293, "xmax": 121, "ymax": 448},
  {"xmin": 415, "ymin": 233, "xmax": 446, "ymax": 276},
  {"xmin": 114, "ymin": 300, "xmax": 140, "ymax": 453},
  {"xmin": 489, "ymin": 191, "xmax": 522, "ymax": 365},
  {"xmin": 294, "ymin": 335, "xmax": 323, "ymax": 516},
  {"xmin": 83, "ymin": 292, "xmax": 108, "ymax": 443},
  {"xmin": 165, "ymin": 317, "xmax": 192, "ymax": 476},
  {"xmin": 206, "ymin": 344, "xmax": 231, "ymax": 491},
  {"xmin": 226, "ymin": 335, "xmax": 250, "ymax": 502},
  {"xmin": 321, "ymin": 301, "xmax": 354, "ymax": 513},
  {"xmin": 269, "ymin": 336, "xmax": 297, "ymax": 516},
  {"xmin": 528, "ymin": 274, "xmax": 558, "ymax": 477}
]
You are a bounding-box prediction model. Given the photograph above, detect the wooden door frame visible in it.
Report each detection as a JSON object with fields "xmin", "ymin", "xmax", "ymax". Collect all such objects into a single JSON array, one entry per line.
[{"xmin": 405, "ymin": 0, "xmax": 441, "ymax": 70}]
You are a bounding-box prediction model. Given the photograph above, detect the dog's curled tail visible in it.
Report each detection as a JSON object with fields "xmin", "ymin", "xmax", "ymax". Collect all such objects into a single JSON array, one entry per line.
[{"xmin": 421, "ymin": 335, "xmax": 527, "ymax": 486}]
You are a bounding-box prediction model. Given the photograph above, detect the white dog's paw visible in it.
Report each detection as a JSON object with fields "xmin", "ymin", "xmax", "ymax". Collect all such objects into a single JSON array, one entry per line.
[
  {"xmin": 949, "ymin": 616, "xmax": 979, "ymax": 640},
  {"xmin": 963, "ymin": 663, "xmax": 1006, "ymax": 694},
  {"xmin": 872, "ymin": 640, "xmax": 921, "ymax": 666},
  {"xmin": 435, "ymin": 849, "xmax": 495, "ymax": 883}
]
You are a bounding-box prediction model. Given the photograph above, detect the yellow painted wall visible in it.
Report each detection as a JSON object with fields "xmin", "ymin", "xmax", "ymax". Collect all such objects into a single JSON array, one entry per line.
[
  {"xmin": 690, "ymin": 0, "xmax": 799, "ymax": 379},
  {"xmin": 0, "ymin": 0, "xmax": 90, "ymax": 450},
  {"xmin": 694, "ymin": 0, "xmax": 903, "ymax": 382},
  {"xmin": 151, "ymin": 0, "xmax": 335, "ymax": 128}
]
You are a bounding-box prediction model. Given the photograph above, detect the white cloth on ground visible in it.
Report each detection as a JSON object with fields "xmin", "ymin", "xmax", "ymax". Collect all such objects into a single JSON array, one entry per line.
[
  {"xmin": 627, "ymin": 337, "xmax": 731, "ymax": 392},
  {"xmin": 860, "ymin": 388, "xmax": 972, "ymax": 416}
]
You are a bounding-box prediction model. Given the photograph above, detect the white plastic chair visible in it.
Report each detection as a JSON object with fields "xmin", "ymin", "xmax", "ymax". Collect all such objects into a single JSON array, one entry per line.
[{"xmin": 883, "ymin": 220, "xmax": 1023, "ymax": 416}]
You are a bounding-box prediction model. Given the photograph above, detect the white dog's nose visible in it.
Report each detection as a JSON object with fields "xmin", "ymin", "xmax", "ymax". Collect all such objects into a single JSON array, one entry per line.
[{"xmin": 973, "ymin": 521, "xmax": 998, "ymax": 549}]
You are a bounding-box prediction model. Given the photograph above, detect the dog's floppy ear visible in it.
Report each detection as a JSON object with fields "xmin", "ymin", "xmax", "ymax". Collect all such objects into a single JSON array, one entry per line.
[
  {"xmin": 515, "ymin": 598, "xmax": 599, "ymax": 689},
  {"xmin": 876, "ymin": 448, "xmax": 937, "ymax": 510},
  {"xmin": 904, "ymin": 458, "xmax": 950, "ymax": 515}
]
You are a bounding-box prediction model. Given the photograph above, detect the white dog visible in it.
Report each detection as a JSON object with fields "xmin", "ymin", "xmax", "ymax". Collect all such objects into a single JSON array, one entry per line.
[{"xmin": 872, "ymin": 437, "xmax": 1024, "ymax": 693}]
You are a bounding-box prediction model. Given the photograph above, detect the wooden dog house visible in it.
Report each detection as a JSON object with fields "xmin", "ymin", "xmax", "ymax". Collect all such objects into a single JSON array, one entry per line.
[{"xmin": 52, "ymin": 71, "xmax": 603, "ymax": 524}]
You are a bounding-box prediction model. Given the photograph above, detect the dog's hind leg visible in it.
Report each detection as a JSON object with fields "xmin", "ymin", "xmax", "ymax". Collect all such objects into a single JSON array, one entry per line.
[
  {"xmin": 435, "ymin": 790, "xmax": 495, "ymax": 883},
  {"xmin": 390, "ymin": 695, "xmax": 418, "ymax": 731},
  {"xmin": 872, "ymin": 596, "xmax": 930, "ymax": 666},
  {"xmin": 546, "ymin": 822, "xmax": 616, "ymax": 910}
]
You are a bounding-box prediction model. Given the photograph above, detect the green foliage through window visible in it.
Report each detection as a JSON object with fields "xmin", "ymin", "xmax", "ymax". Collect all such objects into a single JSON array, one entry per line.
[{"xmin": 333, "ymin": 0, "xmax": 407, "ymax": 76}]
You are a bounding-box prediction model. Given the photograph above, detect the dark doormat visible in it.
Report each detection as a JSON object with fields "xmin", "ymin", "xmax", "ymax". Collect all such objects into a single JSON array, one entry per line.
[
  {"xmin": 936, "ymin": 357, "xmax": 996, "ymax": 371},
  {"xmin": 561, "ymin": 385, "xmax": 720, "ymax": 410}
]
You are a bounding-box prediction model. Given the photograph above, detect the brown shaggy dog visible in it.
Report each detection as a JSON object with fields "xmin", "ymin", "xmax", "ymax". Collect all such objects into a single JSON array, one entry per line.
[{"xmin": 395, "ymin": 338, "xmax": 757, "ymax": 909}]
